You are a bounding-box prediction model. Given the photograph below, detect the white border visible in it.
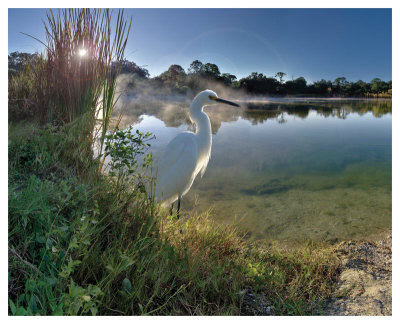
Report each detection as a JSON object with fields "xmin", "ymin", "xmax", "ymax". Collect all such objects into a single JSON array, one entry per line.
[{"xmin": 3, "ymin": 2, "xmax": 397, "ymax": 323}]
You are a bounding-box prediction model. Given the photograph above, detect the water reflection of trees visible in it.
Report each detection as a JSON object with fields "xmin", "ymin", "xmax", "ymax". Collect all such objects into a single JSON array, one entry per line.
[
  {"xmin": 114, "ymin": 98, "xmax": 241, "ymax": 134},
  {"xmin": 242, "ymin": 100, "xmax": 391, "ymax": 125},
  {"xmin": 114, "ymin": 97, "xmax": 391, "ymax": 133}
]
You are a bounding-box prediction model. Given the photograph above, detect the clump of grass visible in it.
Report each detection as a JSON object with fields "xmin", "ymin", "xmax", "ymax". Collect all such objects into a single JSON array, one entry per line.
[
  {"xmin": 248, "ymin": 240, "xmax": 339, "ymax": 315},
  {"xmin": 8, "ymin": 55, "xmax": 43, "ymax": 121},
  {"xmin": 9, "ymin": 9, "xmax": 131, "ymax": 162}
]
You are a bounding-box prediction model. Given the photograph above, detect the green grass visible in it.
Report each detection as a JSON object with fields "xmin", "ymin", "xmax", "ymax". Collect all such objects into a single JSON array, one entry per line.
[{"xmin": 8, "ymin": 122, "xmax": 339, "ymax": 315}]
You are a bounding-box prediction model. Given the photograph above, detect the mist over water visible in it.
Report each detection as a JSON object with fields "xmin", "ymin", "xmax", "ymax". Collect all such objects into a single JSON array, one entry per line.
[{"xmin": 113, "ymin": 85, "xmax": 391, "ymax": 242}]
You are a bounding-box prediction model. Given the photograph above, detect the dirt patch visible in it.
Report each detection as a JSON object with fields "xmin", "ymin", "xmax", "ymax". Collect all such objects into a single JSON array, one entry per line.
[{"xmin": 323, "ymin": 230, "xmax": 392, "ymax": 315}]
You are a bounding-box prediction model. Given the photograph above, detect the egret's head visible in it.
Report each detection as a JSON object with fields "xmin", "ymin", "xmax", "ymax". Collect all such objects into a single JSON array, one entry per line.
[{"xmin": 195, "ymin": 89, "xmax": 240, "ymax": 108}]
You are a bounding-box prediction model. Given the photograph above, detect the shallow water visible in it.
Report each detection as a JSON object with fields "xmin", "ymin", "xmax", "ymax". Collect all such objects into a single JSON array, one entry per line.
[{"xmin": 117, "ymin": 98, "xmax": 392, "ymax": 242}]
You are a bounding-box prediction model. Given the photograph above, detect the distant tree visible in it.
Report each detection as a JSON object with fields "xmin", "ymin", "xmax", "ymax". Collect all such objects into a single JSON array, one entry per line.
[
  {"xmin": 220, "ymin": 73, "xmax": 237, "ymax": 85},
  {"xmin": 370, "ymin": 78, "xmax": 384, "ymax": 95},
  {"xmin": 275, "ymin": 72, "xmax": 286, "ymax": 84},
  {"xmin": 284, "ymin": 77, "xmax": 307, "ymax": 94},
  {"xmin": 8, "ymin": 51, "xmax": 39, "ymax": 76},
  {"xmin": 202, "ymin": 63, "xmax": 221, "ymax": 79},
  {"xmin": 159, "ymin": 64, "xmax": 186, "ymax": 84},
  {"xmin": 188, "ymin": 60, "xmax": 204, "ymax": 74},
  {"xmin": 239, "ymin": 72, "xmax": 279, "ymax": 94},
  {"xmin": 333, "ymin": 77, "xmax": 347, "ymax": 88},
  {"xmin": 117, "ymin": 59, "xmax": 149, "ymax": 78},
  {"xmin": 353, "ymin": 80, "xmax": 369, "ymax": 96},
  {"xmin": 332, "ymin": 77, "xmax": 348, "ymax": 96},
  {"xmin": 309, "ymin": 79, "xmax": 331, "ymax": 96},
  {"xmin": 381, "ymin": 80, "xmax": 391, "ymax": 93},
  {"xmin": 168, "ymin": 64, "xmax": 186, "ymax": 79},
  {"xmin": 155, "ymin": 64, "xmax": 188, "ymax": 94},
  {"xmin": 294, "ymin": 77, "xmax": 307, "ymax": 92}
]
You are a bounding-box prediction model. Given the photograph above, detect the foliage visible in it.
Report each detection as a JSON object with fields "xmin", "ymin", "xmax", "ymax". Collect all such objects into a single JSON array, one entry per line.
[
  {"xmin": 116, "ymin": 59, "xmax": 150, "ymax": 78},
  {"xmin": 102, "ymin": 126, "xmax": 154, "ymax": 188},
  {"xmin": 202, "ymin": 63, "xmax": 221, "ymax": 79},
  {"xmin": 188, "ymin": 59, "xmax": 204, "ymax": 74},
  {"xmin": 275, "ymin": 72, "xmax": 286, "ymax": 84},
  {"xmin": 8, "ymin": 52, "xmax": 40, "ymax": 77},
  {"xmin": 239, "ymin": 72, "xmax": 280, "ymax": 94}
]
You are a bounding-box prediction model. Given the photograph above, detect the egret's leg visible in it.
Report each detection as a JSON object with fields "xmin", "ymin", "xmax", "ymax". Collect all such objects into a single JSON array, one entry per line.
[
  {"xmin": 169, "ymin": 203, "xmax": 174, "ymax": 216},
  {"xmin": 177, "ymin": 196, "xmax": 181, "ymax": 219},
  {"xmin": 177, "ymin": 196, "xmax": 183, "ymax": 234}
]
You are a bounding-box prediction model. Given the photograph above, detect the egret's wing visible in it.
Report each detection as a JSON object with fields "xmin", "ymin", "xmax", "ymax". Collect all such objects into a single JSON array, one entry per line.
[
  {"xmin": 155, "ymin": 132, "xmax": 198, "ymax": 204},
  {"xmin": 200, "ymin": 152, "xmax": 211, "ymax": 178},
  {"xmin": 156, "ymin": 132, "xmax": 196, "ymax": 176}
]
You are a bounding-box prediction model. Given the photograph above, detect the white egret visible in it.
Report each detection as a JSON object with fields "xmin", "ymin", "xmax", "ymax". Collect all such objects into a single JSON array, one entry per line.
[{"xmin": 155, "ymin": 90, "xmax": 240, "ymax": 217}]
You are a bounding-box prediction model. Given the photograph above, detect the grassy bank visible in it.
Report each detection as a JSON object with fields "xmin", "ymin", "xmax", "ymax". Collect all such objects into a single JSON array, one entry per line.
[
  {"xmin": 8, "ymin": 8, "xmax": 339, "ymax": 315},
  {"xmin": 8, "ymin": 121, "xmax": 339, "ymax": 315}
]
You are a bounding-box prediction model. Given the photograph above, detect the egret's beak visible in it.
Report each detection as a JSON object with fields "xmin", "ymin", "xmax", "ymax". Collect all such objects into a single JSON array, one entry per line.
[{"xmin": 213, "ymin": 97, "xmax": 240, "ymax": 107}]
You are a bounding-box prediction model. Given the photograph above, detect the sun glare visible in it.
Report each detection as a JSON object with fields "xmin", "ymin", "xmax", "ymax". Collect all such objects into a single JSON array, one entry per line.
[{"xmin": 78, "ymin": 48, "xmax": 87, "ymax": 57}]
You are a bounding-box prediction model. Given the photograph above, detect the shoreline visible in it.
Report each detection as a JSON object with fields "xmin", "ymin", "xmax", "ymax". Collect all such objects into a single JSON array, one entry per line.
[{"xmin": 323, "ymin": 229, "xmax": 392, "ymax": 315}]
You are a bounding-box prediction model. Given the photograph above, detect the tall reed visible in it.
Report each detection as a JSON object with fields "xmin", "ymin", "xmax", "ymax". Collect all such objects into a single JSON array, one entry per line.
[{"xmin": 11, "ymin": 9, "xmax": 131, "ymax": 160}]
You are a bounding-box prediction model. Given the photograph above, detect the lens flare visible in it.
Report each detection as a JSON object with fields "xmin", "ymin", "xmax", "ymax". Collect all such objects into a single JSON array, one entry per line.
[{"xmin": 78, "ymin": 48, "xmax": 87, "ymax": 57}]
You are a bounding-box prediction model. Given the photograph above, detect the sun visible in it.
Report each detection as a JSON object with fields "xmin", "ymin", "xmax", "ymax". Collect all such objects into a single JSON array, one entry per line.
[{"xmin": 78, "ymin": 48, "xmax": 87, "ymax": 57}]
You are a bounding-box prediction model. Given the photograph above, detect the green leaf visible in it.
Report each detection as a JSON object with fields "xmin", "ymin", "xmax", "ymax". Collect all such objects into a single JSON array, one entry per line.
[
  {"xmin": 68, "ymin": 237, "xmax": 79, "ymax": 249},
  {"xmin": 46, "ymin": 238, "xmax": 53, "ymax": 250},
  {"xmin": 9, "ymin": 299, "xmax": 16, "ymax": 315},
  {"xmin": 15, "ymin": 307, "xmax": 27, "ymax": 316},
  {"xmin": 46, "ymin": 277, "xmax": 57, "ymax": 287},
  {"xmin": 35, "ymin": 236, "xmax": 46, "ymax": 244},
  {"xmin": 29, "ymin": 295, "xmax": 37, "ymax": 314},
  {"xmin": 52, "ymin": 309, "xmax": 63, "ymax": 315},
  {"xmin": 122, "ymin": 278, "xmax": 132, "ymax": 292}
]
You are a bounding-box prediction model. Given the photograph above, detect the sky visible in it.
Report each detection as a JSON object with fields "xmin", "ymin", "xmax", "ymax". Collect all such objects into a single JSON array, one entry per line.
[{"xmin": 8, "ymin": 8, "xmax": 392, "ymax": 83}]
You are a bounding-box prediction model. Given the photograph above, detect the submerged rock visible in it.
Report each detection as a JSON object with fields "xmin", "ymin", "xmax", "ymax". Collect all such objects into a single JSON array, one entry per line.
[{"xmin": 241, "ymin": 178, "xmax": 293, "ymax": 196}]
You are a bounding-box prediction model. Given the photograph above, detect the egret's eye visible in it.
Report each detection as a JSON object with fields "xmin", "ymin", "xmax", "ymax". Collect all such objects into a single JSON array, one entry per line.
[{"xmin": 208, "ymin": 95, "xmax": 217, "ymax": 100}]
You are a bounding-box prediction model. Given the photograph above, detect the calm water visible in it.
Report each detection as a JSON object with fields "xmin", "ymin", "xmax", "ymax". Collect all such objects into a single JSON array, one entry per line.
[{"xmin": 116, "ymin": 98, "xmax": 392, "ymax": 242}]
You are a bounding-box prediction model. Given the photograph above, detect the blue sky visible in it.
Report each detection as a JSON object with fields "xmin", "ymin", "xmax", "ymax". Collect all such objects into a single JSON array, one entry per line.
[{"xmin": 8, "ymin": 8, "xmax": 392, "ymax": 82}]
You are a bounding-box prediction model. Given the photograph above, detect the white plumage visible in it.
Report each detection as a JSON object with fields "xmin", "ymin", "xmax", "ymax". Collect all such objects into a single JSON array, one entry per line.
[{"xmin": 155, "ymin": 90, "xmax": 239, "ymax": 212}]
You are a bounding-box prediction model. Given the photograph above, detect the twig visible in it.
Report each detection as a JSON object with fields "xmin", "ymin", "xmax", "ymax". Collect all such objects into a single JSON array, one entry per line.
[{"xmin": 8, "ymin": 247, "xmax": 43, "ymax": 276}]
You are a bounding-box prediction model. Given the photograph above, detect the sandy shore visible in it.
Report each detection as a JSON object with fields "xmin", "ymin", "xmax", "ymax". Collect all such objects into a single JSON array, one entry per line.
[{"xmin": 323, "ymin": 230, "xmax": 392, "ymax": 315}]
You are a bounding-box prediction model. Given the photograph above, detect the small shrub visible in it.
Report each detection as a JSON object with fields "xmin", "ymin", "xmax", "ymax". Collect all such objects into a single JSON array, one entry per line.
[{"xmin": 102, "ymin": 126, "xmax": 154, "ymax": 189}]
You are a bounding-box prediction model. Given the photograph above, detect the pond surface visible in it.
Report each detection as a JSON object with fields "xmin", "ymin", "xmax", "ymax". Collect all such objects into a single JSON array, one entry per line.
[{"xmin": 116, "ymin": 98, "xmax": 392, "ymax": 242}]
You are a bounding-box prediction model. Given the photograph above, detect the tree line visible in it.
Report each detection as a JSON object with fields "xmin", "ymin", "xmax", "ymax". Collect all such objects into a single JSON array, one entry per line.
[
  {"xmin": 9, "ymin": 52, "xmax": 392, "ymax": 98},
  {"xmin": 149, "ymin": 60, "xmax": 391, "ymax": 98}
]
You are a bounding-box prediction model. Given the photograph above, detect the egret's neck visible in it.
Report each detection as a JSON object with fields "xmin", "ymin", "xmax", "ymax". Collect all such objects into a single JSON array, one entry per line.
[
  {"xmin": 189, "ymin": 100, "xmax": 211, "ymax": 137},
  {"xmin": 189, "ymin": 99, "xmax": 212, "ymax": 156}
]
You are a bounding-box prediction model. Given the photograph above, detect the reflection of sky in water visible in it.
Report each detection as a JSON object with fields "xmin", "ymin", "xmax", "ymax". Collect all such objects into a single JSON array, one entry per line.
[{"xmin": 125, "ymin": 102, "xmax": 391, "ymax": 242}]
